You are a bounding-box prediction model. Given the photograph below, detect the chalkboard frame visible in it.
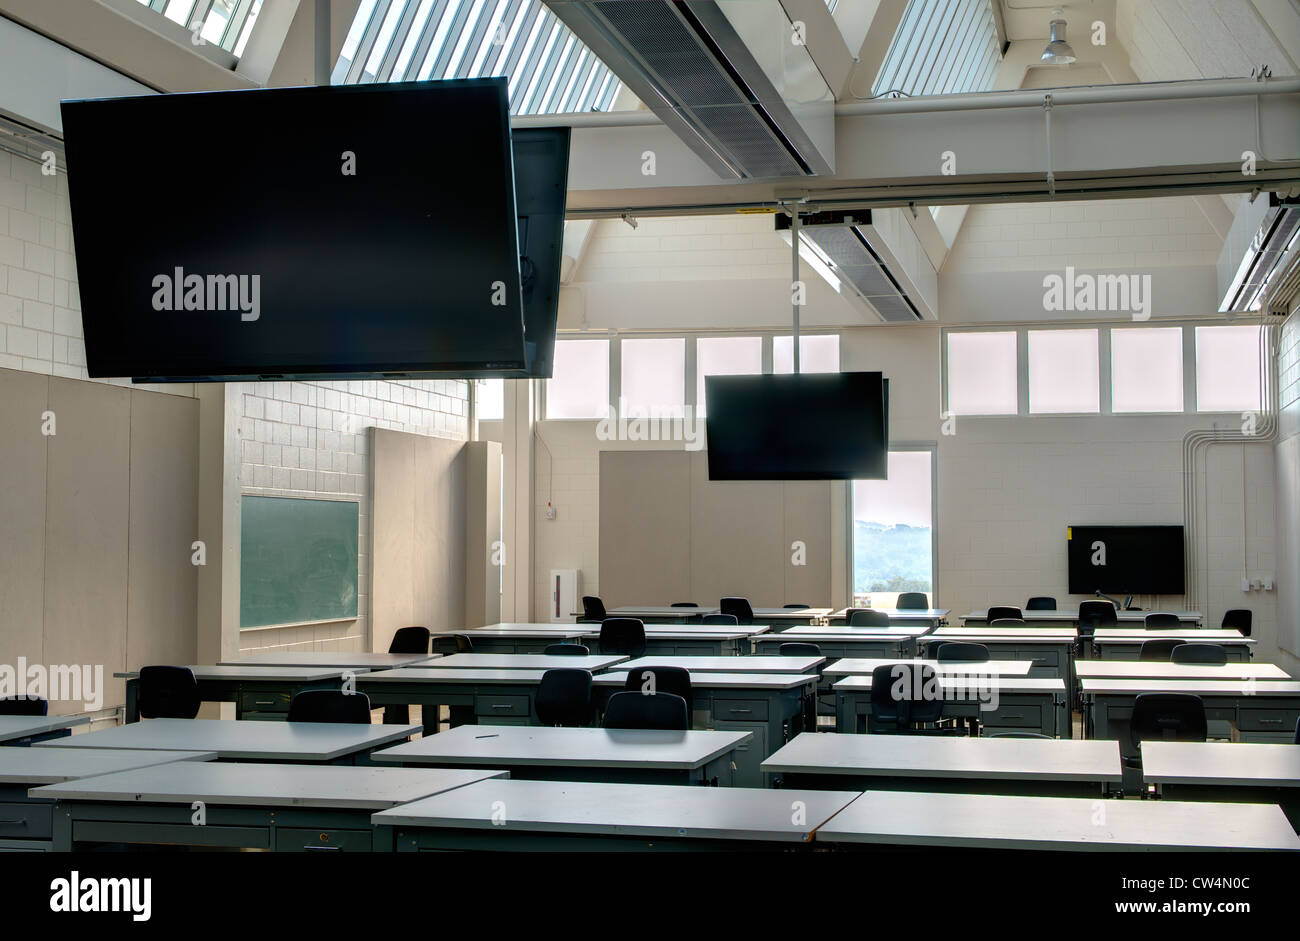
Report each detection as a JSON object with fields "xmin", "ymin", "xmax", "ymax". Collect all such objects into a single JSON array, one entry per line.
[{"xmin": 239, "ymin": 493, "xmax": 361, "ymax": 629}]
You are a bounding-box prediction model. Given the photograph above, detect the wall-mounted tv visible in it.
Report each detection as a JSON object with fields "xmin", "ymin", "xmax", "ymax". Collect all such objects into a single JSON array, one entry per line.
[
  {"xmin": 1067, "ymin": 525, "xmax": 1186, "ymax": 595},
  {"xmin": 61, "ymin": 78, "xmax": 525, "ymax": 381},
  {"xmin": 704, "ymin": 372, "xmax": 889, "ymax": 480}
]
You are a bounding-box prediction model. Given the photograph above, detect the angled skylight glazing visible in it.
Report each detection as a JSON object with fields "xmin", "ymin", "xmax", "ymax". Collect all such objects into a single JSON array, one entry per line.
[{"xmin": 873, "ymin": 0, "xmax": 1000, "ymax": 98}]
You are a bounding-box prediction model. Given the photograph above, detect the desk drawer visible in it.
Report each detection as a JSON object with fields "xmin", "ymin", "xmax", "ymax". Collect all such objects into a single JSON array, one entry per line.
[
  {"xmin": 239, "ymin": 690, "xmax": 291, "ymax": 713},
  {"xmin": 1237, "ymin": 708, "xmax": 1300, "ymax": 732},
  {"xmin": 274, "ymin": 827, "xmax": 372, "ymax": 852},
  {"xmin": 980, "ymin": 702, "xmax": 1049, "ymax": 731},
  {"xmin": 0, "ymin": 801, "xmax": 52, "ymax": 840},
  {"xmin": 474, "ymin": 694, "xmax": 531, "ymax": 718},
  {"xmin": 712, "ymin": 699, "xmax": 768, "ymax": 721}
]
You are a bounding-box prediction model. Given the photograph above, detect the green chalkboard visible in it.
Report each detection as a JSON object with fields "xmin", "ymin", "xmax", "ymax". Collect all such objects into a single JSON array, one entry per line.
[{"xmin": 240, "ymin": 496, "xmax": 359, "ymax": 628}]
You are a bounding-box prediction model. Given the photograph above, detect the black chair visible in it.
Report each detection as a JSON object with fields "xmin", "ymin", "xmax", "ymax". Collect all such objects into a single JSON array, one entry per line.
[
  {"xmin": 388, "ymin": 626, "xmax": 431, "ymax": 654},
  {"xmin": 434, "ymin": 633, "xmax": 474, "ymax": 654},
  {"xmin": 670, "ymin": 602, "xmax": 698, "ymax": 608},
  {"xmin": 1025, "ymin": 596, "xmax": 1057, "ymax": 611},
  {"xmin": 702, "ymin": 614, "xmax": 739, "ymax": 626},
  {"xmin": 623, "ymin": 666, "xmax": 693, "ymax": 715},
  {"xmin": 868, "ymin": 663, "xmax": 946, "ymax": 734},
  {"xmin": 580, "ymin": 596, "xmax": 607, "ymax": 624},
  {"xmin": 603, "ymin": 691, "xmax": 688, "ymax": 731},
  {"xmin": 986, "ymin": 606, "xmax": 1022, "ymax": 622},
  {"xmin": 1139, "ymin": 639, "xmax": 1186, "ymax": 661},
  {"xmin": 848, "ymin": 609, "xmax": 890, "ymax": 627},
  {"xmin": 535, "ymin": 669, "xmax": 593, "ymax": 726},
  {"xmin": 934, "ymin": 642, "xmax": 990, "ymax": 662},
  {"xmin": 1144, "ymin": 612, "xmax": 1181, "ymax": 629},
  {"xmin": 1222, "ymin": 609, "xmax": 1253, "ymax": 637},
  {"xmin": 1077, "ymin": 599, "xmax": 1117, "ymax": 637},
  {"xmin": 720, "ymin": 597, "xmax": 754, "ymax": 625},
  {"xmin": 896, "ymin": 592, "xmax": 928, "ymax": 610},
  {"xmin": 544, "ymin": 643, "xmax": 590, "ymax": 656},
  {"xmin": 0, "ymin": 696, "xmax": 48, "ymax": 716},
  {"xmin": 598, "ymin": 618, "xmax": 646, "ymax": 658},
  {"xmin": 989, "ymin": 618, "xmax": 1026, "ymax": 626},
  {"xmin": 1126, "ymin": 693, "xmax": 1207, "ymax": 770},
  {"xmin": 779, "ymin": 642, "xmax": 822, "ymax": 657},
  {"xmin": 1294, "ymin": 717, "xmax": 1299, "ymax": 745},
  {"xmin": 287, "ymin": 689, "xmax": 373, "ymax": 724},
  {"xmin": 138, "ymin": 665, "xmax": 201, "ymax": 720},
  {"xmin": 783, "ymin": 603, "xmax": 810, "ymax": 609},
  {"xmin": 1171, "ymin": 643, "xmax": 1227, "ymax": 665}
]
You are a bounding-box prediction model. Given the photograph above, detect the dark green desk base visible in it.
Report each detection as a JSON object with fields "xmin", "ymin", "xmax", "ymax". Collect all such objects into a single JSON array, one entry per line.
[
  {"xmin": 771, "ymin": 771, "xmax": 1108, "ymax": 798},
  {"xmin": 836, "ymin": 689, "xmax": 1065, "ymax": 737},
  {"xmin": 123, "ymin": 677, "xmax": 346, "ymax": 723},
  {"xmin": 379, "ymin": 755, "xmax": 737, "ymax": 787},
  {"xmin": 382, "ymin": 827, "xmax": 814, "ymax": 852}
]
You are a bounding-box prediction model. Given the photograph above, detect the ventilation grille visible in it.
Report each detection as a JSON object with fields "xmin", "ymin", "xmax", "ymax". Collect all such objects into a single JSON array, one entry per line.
[{"xmin": 803, "ymin": 226, "xmax": 925, "ymax": 322}]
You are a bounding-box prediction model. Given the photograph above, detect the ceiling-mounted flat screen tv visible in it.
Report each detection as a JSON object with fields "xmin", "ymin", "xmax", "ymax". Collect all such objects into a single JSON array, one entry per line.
[
  {"xmin": 1067, "ymin": 525, "xmax": 1186, "ymax": 595},
  {"xmin": 452, "ymin": 125, "xmax": 569, "ymax": 379},
  {"xmin": 704, "ymin": 372, "xmax": 889, "ymax": 480},
  {"xmin": 61, "ymin": 78, "xmax": 525, "ymax": 381}
]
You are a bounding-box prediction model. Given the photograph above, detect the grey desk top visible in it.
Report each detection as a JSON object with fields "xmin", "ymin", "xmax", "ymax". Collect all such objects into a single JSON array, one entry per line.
[
  {"xmin": 833, "ymin": 675, "xmax": 1065, "ymax": 694},
  {"xmin": 427, "ymin": 654, "xmax": 628, "ymax": 672},
  {"xmin": 1091, "ymin": 628, "xmax": 1254, "ymax": 644},
  {"xmin": 1074, "ymin": 660, "xmax": 1290, "ymax": 681},
  {"xmin": 0, "ymin": 714, "xmax": 90, "ymax": 743},
  {"xmin": 372, "ymin": 777, "xmax": 861, "ymax": 843},
  {"xmin": 750, "ymin": 607, "xmax": 834, "ymax": 619},
  {"xmin": 814, "ymin": 789, "xmax": 1300, "ymax": 851},
  {"xmin": 36, "ymin": 718, "xmax": 420, "ymax": 762},
  {"xmin": 614, "ymin": 656, "xmax": 823, "ymax": 674},
  {"xmin": 358, "ymin": 668, "xmax": 551, "ymax": 685},
  {"xmin": 592, "ymin": 672, "xmax": 818, "ymax": 691},
  {"xmin": 823, "ymin": 658, "xmax": 1034, "ymax": 677},
  {"xmin": 0, "ymin": 747, "xmax": 215, "ymax": 785},
  {"xmin": 1080, "ymin": 678, "xmax": 1300, "ymax": 696},
  {"xmin": 219, "ymin": 652, "xmax": 439, "ymax": 669},
  {"xmin": 578, "ymin": 628, "xmax": 755, "ymax": 641},
  {"xmin": 607, "ymin": 606, "xmax": 721, "ymax": 618},
  {"xmin": 761, "ymin": 732, "xmax": 1121, "ymax": 782},
  {"xmin": 927, "ymin": 626, "xmax": 1078, "ymax": 641},
  {"xmin": 1141, "ymin": 742, "xmax": 1300, "ymax": 788},
  {"xmin": 965, "ymin": 609, "xmax": 1203, "ymax": 623},
  {"xmin": 776, "ymin": 625, "xmax": 930, "ymax": 638},
  {"xmin": 31, "ymin": 761, "xmax": 506, "ymax": 810},
  {"xmin": 833, "ymin": 608, "xmax": 950, "ymax": 619},
  {"xmin": 371, "ymin": 724, "xmax": 752, "ymax": 770},
  {"xmin": 115, "ymin": 665, "xmax": 357, "ymax": 682},
  {"xmin": 441, "ymin": 627, "xmax": 589, "ymax": 638}
]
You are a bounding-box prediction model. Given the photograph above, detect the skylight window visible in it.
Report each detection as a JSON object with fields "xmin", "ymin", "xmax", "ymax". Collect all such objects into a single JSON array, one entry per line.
[
  {"xmin": 873, "ymin": 0, "xmax": 1000, "ymax": 98},
  {"xmin": 134, "ymin": 0, "xmax": 263, "ymax": 54}
]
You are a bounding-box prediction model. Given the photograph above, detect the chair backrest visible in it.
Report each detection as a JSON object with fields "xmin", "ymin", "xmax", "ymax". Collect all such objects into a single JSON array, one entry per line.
[
  {"xmin": 895, "ymin": 592, "xmax": 928, "ymax": 610},
  {"xmin": 598, "ymin": 618, "xmax": 647, "ymax": 657},
  {"xmin": 1025, "ymin": 596, "xmax": 1057, "ymax": 611},
  {"xmin": 779, "ymin": 642, "xmax": 822, "ymax": 657},
  {"xmin": 535, "ymin": 669, "xmax": 593, "ymax": 727},
  {"xmin": 388, "ymin": 626, "xmax": 431, "ymax": 654},
  {"xmin": 1170, "ymin": 643, "xmax": 1227, "ymax": 665},
  {"xmin": 1139, "ymin": 639, "xmax": 1186, "ymax": 661},
  {"xmin": 701, "ymin": 613, "xmax": 739, "ymax": 626},
  {"xmin": 582, "ymin": 596, "xmax": 607, "ymax": 621},
  {"xmin": 138, "ymin": 665, "xmax": 201, "ymax": 720},
  {"xmin": 1144, "ymin": 612, "xmax": 1181, "ymax": 628},
  {"xmin": 986, "ymin": 605, "xmax": 1022, "ymax": 623},
  {"xmin": 602, "ymin": 691, "xmax": 689, "ymax": 730},
  {"xmin": 543, "ymin": 643, "xmax": 590, "ymax": 656},
  {"xmin": 287, "ymin": 689, "xmax": 372, "ymax": 724},
  {"xmin": 934, "ymin": 642, "xmax": 990, "ymax": 663},
  {"xmin": 623, "ymin": 666, "xmax": 693, "ymax": 714},
  {"xmin": 1129, "ymin": 693, "xmax": 1207, "ymax": 750},
  {"xmin": 1295, "ymin": 717, "xmax": 1299, "ymax": 745},
  {"xmin": 783, "ymin": 603, "xmax": 810, "ymax": 609},
  {"xmin": 1221, "ymin": 608, "xmax": 1253, "ymax": 637},
  {"xmin": 670, "ymin": 602, "xmax": 698, "ymax": 608},
  {"xmin": 848, "ymin": 609, "xmax": 890, "ymax": 627},
  {"xmin": 869, "ymin": 663, "xmax": 943, "ymax": 729},
  {"xmin": 719, "ymin": 597, "xmax": 754, "ymax": 625},
  {"xmin": 988, "ymin": 618, "xmax": 1026, "ymax": 626},
  {"xmin": 0, "ymin": 696, "xmax": 48, "ymax": 716},
  {"xmin": 1077, "ymin": 600, "xmax": 1117, "ymax": 634}
]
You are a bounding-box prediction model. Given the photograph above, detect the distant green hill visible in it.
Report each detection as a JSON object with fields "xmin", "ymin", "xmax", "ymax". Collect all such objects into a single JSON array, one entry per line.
[{"xmin": 854, "ymin": 520, "xmax": 932, "ymax": 594}]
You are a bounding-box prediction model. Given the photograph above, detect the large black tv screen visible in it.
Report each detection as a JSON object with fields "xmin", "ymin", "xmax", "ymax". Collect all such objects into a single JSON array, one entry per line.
[
  {"xmin": 704, "ymin": 372, "xmax": 888, "ymax": 480},
  {"xmin": 61, "ymin": 79, "xmax": 525, "ymax": 381},
  {"xmin": 1067, "ymin": 525, "xmax": 1186, "ymax": 595}
]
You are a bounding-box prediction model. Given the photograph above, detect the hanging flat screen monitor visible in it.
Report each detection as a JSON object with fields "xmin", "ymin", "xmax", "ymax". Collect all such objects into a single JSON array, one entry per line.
[
  {"xmin": 60, "ymin": 78, "xmax": 525, "ymax": 381},
  {"xmin": 704, "ymin": 372, "xmax": 888, "ymax": 480},
  {"xmin": 450, "ymin": 125, "xmax": 569, "ymax": 379},
  {"xmin": 1067, "ymin": 525, "xmax": 1186, "ymax": 595}
]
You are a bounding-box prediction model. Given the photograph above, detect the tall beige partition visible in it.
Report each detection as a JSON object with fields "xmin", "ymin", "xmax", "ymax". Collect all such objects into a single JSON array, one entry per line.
[
  {"xmin": 597, "ymin": 451, "xmax": 694, "ymax": 606},
  {"xmin": 463, "ymin": 440, "xmax": 503, "ymax": 628}
]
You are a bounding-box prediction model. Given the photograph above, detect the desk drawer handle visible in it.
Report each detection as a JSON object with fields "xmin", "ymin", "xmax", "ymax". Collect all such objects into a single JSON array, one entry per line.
[
  {"xmin": 1257, "ymin": 718, "xmax": 1285, "ymax": 725},
  {"xmin": 254, "ymin": 700, "xmax": 275, "ymax": 706},
  {"xmin": 0, "ymin": 819, "xmax": 26, "ymax": 826},
  {"xmin": 999, "ymin": 713, "xmax": 1024, "ymax": 720},
  {"xmin": 303, "ymin": 845, "xmax": 342, "ymax": 851},
  {"xmin": 490, "ymin": 704, "xmax": 513, "ymax": 709},
  {"xmin": 727, "ymin": 708, "xmax": 753, "ymax": 714}
]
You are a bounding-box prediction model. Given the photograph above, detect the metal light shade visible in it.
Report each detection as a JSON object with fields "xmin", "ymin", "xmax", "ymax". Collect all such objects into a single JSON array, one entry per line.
[{"xmin": 1041, "ymin": 19, "xmax": 1077, "ymax": 64}]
